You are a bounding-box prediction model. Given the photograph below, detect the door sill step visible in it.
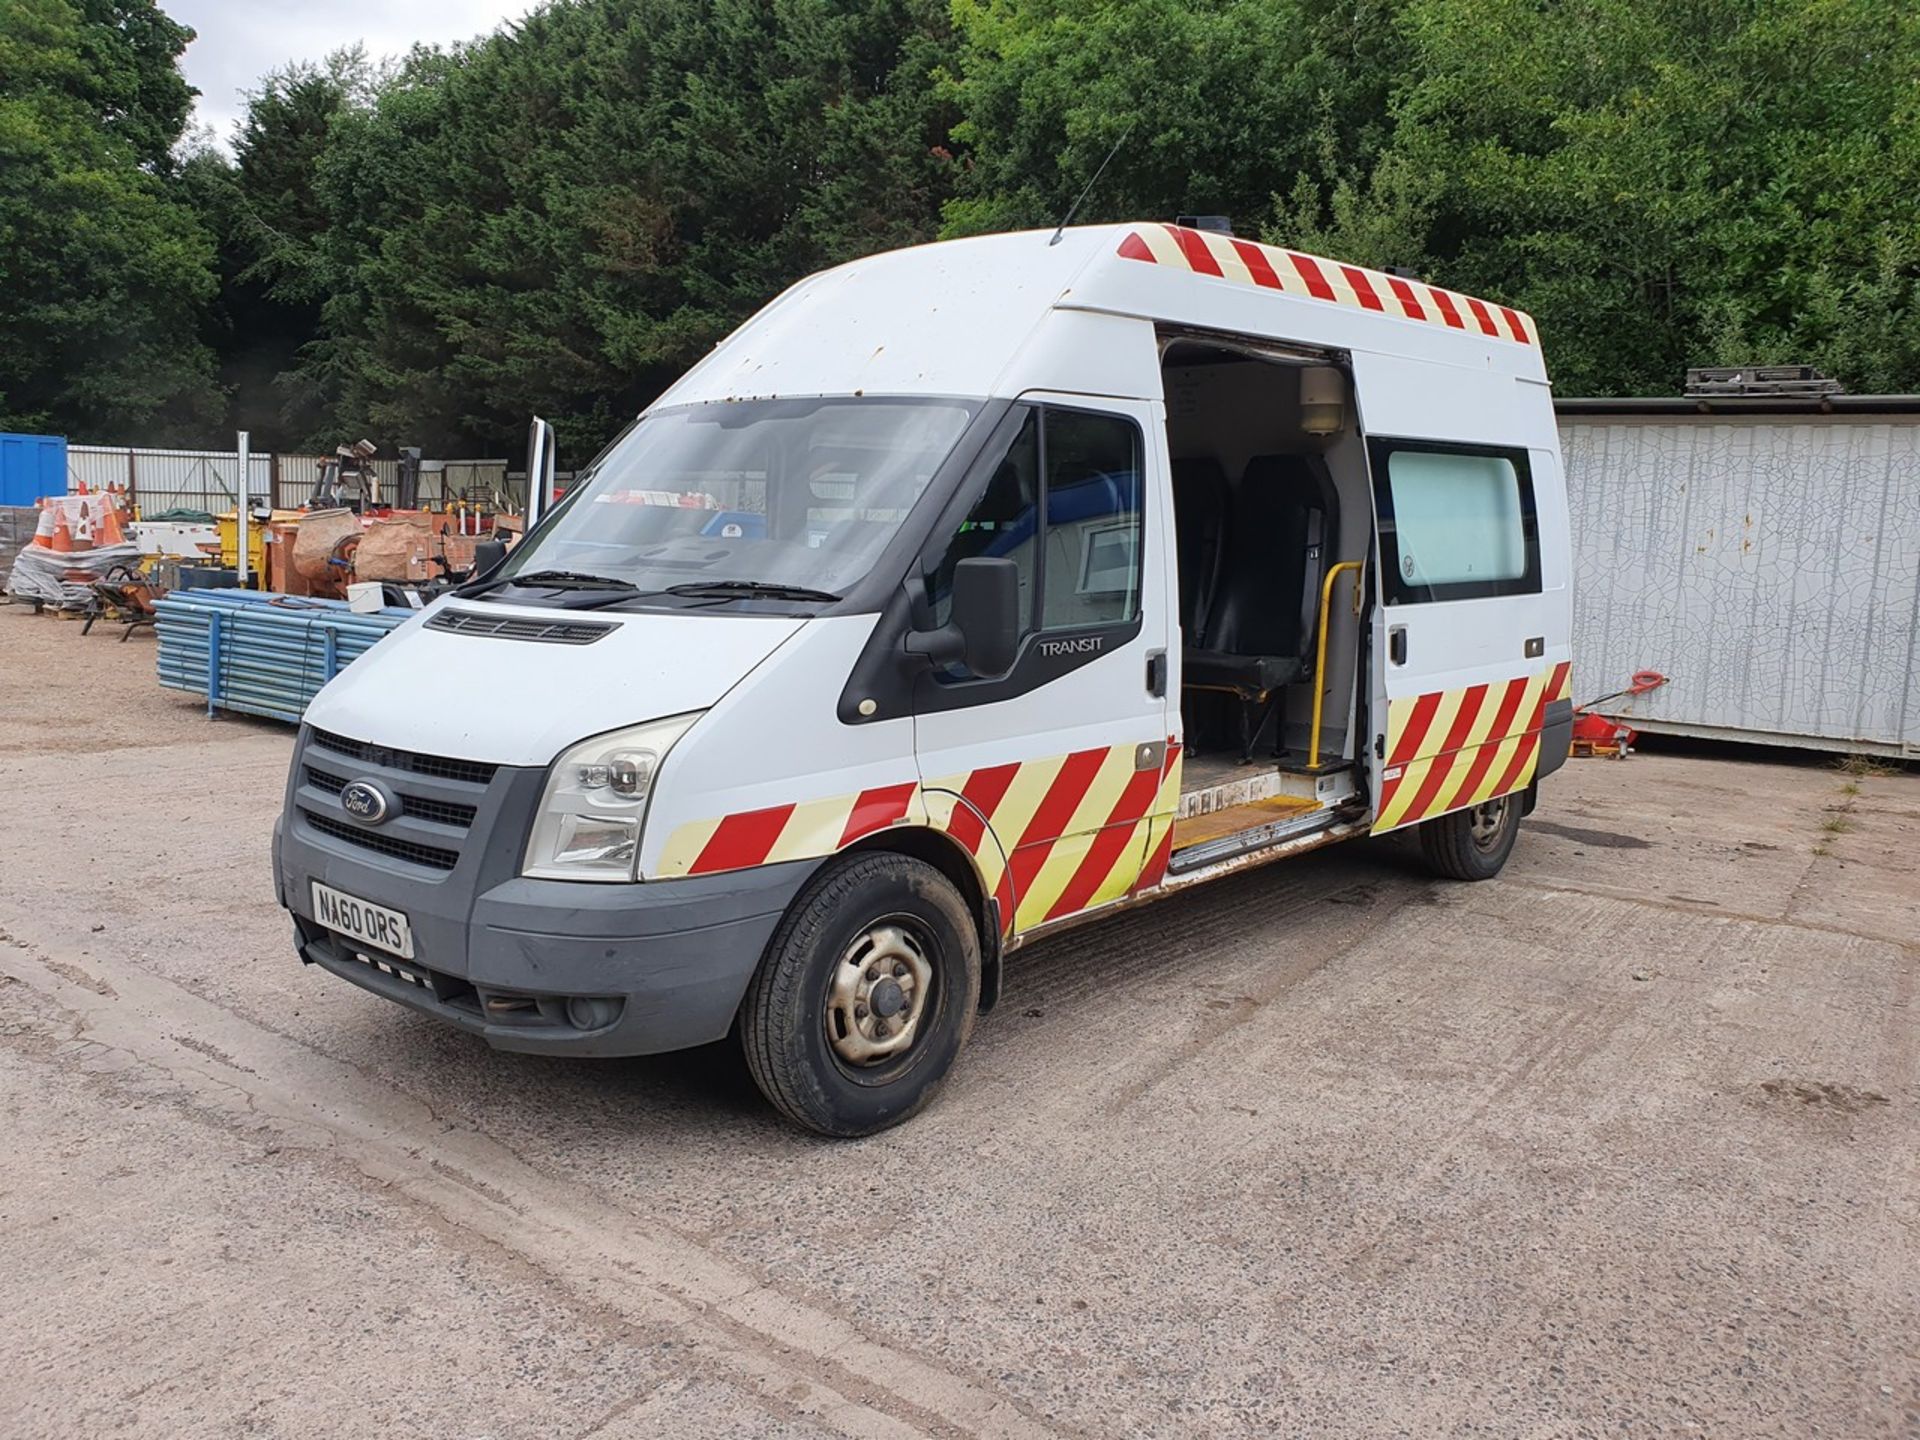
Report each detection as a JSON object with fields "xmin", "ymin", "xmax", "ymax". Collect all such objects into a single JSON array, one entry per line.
[
  {"xmin": 1167, "ymin": 800, "xmax": 1351, "ymax": 874},
  {"xmin": 1171, "ymin": 794, "xmax": 1318, "ymax": 848},
  {"xmin": 1178, "ymin": 763, "xmax": 1359, "ymax": 820}
]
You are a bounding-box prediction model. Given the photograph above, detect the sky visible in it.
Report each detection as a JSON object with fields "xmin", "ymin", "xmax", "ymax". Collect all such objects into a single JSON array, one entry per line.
[{"xmin": 169, "ymin": 0, "xmax": 540, "ymax": 148}]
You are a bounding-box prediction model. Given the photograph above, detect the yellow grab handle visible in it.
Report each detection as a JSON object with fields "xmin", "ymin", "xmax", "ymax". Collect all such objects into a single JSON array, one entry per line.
[{"xmin": 1308, "ymin": 560, "xmax": 1365, "ymax": 771}]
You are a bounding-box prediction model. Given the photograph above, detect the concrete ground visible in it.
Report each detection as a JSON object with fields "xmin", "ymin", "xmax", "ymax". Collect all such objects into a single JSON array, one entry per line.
[{"xmin": 1, "ymin": 602, "xmax": 1915, "ymax": 1440}]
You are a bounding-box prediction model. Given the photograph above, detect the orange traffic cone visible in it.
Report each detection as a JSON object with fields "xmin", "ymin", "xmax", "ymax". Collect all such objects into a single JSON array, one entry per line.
[
  {"xmin": 94, "ymin": 499, "xmax": 125, "ymax": 546},
  {"xmin": 49, "ymin": 506, "xmax": 76, "ymax": 553}
]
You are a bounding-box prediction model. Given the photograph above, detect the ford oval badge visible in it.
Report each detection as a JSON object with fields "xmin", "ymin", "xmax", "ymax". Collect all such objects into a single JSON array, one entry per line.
[{"xmin": 341, "ymin": 779, "xmax": 393, "ymax": 825}]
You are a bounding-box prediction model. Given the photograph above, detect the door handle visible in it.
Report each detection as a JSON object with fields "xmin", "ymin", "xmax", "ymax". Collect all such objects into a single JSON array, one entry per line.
[
  {"xmin": 1146, "ymin": 648, "xmax": 1167, "ymax": 697},
  {"xmin": 1389, "ymin": 625, "xmax": 1408, "ymax": 666}
]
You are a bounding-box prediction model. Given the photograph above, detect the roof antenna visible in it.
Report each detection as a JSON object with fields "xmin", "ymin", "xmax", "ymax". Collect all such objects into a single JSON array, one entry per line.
[{"xmin": 1050, "ymin": 125, "xmax": 1133, "ymax": 246}]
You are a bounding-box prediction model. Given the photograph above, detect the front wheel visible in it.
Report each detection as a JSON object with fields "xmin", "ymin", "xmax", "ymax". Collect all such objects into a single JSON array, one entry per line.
[
  {"xmin": 741, "ymin": 852, "xmax": 980, "ymax": 1137},
  {"xmin": 1417, "ymin": 794, "xmax": 1521, "ymax": 881}
]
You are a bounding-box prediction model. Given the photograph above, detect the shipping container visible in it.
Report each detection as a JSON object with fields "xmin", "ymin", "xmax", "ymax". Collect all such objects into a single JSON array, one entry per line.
[
  {"xmin": 0, "ymin": 432, "xmax": 66, "ymax": 506},
  {"xmin": 1560, "ymin": 395, "xmax": 1920, "ymax": 757}
]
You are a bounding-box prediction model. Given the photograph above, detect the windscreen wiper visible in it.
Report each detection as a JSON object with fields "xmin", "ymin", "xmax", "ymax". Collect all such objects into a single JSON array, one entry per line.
[
  {"xmin": 454, "ymin": 568, "xmax": 638, "ymax": 600},
  {"xmin": 663, "ymin": 579, "xmax": 842, "ymax": 603},
  {"xmin": 503, "ymin": 569, "xmax": 638, "ymax": 589}
]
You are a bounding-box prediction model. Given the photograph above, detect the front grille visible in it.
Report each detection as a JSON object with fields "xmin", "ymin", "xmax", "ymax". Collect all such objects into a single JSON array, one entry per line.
[
  {"xmin": 301, "ymin": 809, "xmax": 461, "ymax": 871},
  {"xmin": 426, "ymin": 609, "xmax": 615, "ymax": 645},
  {"xmin": 304, "ymin": 765, "xmax": 477, "ymax": 829},
  {"xmin": 395, "ymin": 795, "xmax": 478, "ymax": 828},
  {"xmin": 308, "ymin": 728, "xmax": 498, "ymax": 786},
  {"xmin": 305, "ymin": 764, "xmax": 346, "ymax": 795}
]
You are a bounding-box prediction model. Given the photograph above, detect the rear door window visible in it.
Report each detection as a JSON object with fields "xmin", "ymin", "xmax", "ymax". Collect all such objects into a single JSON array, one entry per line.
[{"xmin": 1369, "ymin": 441, "xmax": 1540, "ymax": 603}]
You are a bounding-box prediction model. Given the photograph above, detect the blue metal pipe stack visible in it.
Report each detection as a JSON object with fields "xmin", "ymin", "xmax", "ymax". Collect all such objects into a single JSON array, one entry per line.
[{"xmin": 155, "ymin": 589, "xmax": 413, "ymax": 723}]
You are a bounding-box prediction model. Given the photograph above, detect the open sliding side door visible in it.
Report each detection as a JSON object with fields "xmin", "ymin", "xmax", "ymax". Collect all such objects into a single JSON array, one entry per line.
[{"xmin": 1356, "ymin": 361, "xmax": 1564, "ymax": 834}]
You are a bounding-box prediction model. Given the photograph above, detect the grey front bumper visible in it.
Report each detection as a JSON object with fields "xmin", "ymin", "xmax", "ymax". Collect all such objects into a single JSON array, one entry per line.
[{"xmin": 274, "ymin": 729, "xmax": 815, "ymax": 1057}]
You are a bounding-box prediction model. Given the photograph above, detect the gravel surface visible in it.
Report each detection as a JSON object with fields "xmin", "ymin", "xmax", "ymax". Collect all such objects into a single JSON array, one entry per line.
[{"xmin": 2, "ymin": 602, "xmax": 1916, "ymax": 1438}]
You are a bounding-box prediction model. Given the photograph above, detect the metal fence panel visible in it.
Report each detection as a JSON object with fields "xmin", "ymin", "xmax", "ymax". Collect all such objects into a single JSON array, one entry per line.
[
  {"xmin": 67, "ymin": 446, "xmax": 137, "ymax": 496},
  {"xmin": 71, "ymin": 445, "xmax": 272, "ymax": 514},
  {"xmin": 273, "ymin": 454, "xmax": 324, "ymax": 510},
  {"xmin": 427, "ymin": 460, "xmax": 511, "ymax": 507},
  {"xmin": 68, "ymin": 445, "xmax": 515, "ymax": 516},
  {"xmin": 1562, "ymin": 412, "xmax": 1920, "ymax": 755}
]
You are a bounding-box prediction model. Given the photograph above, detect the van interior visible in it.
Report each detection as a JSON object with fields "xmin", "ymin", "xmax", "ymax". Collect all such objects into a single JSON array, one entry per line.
[{"xmin": 1161, "ymin": 337, "xmax": 1372, "ymax": 871}]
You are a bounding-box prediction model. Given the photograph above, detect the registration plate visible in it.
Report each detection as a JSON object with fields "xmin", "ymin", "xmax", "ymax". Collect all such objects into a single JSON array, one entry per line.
[{"xmin": 311, "ymin": 881, "xmax": 415, "ymax": 960}]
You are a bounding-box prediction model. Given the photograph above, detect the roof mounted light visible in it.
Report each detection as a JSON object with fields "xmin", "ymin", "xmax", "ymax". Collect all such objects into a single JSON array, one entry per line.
[{"xmin": 1300, "ymin": 367, "xmax": 1346, "ymax": 437}]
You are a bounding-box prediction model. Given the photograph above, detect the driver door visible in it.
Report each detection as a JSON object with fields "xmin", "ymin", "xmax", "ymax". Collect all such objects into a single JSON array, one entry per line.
[{"xmin": 913, "ymin": 394, "xmax": 1176, "ymax": 938}]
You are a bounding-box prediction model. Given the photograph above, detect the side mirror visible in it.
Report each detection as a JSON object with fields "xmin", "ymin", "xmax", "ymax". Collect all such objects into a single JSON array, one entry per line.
[
  {"xmin": 906, "ymin": 557, "xmax": 1022, "ymax": 679},
  {"xmin": 472, "ymin": 539, "xmax": 507, "ymax": 579}
]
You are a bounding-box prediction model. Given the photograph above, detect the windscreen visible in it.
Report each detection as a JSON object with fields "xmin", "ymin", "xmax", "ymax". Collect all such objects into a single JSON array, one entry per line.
[{"xmin": 502, "ymin": 398, "xmax": 977, "ymax": 597}]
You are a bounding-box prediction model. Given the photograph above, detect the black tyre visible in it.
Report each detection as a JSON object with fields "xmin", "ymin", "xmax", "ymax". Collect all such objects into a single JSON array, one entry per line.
[
  {"xmin": 1417, "ymin": 794, "xmax": 1521, "ymax": 881},
  {"xmin": 741, "ymin": 852, "xmax": 980, "ymax": 1137}
]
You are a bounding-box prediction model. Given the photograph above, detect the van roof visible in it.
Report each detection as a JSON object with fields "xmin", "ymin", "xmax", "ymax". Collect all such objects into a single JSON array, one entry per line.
[{"xmin": 660, "ymin": 224, "xmax": 1545, "ymax": 410}]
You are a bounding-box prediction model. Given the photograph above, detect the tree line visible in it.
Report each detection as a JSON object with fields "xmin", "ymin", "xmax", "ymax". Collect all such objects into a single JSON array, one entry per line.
[{"xmin": 4, "ymin": 0, "xmax": 1917, "ymax": 460}]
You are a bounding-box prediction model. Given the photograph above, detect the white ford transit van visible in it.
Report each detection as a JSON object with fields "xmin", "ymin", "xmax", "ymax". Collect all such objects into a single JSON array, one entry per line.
[{"xmin": 275, "ymin": 223, "xmax": 1573, "ymax": 1136}]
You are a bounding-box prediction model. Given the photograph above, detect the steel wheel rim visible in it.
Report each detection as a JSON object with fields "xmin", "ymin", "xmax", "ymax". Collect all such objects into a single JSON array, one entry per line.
[
  {"xmin": 826, "ymin": 919, "xmax": 935, "ymax": 1067},
  {"xmin": 1468, "ymin": 797, "xmax": 1511, "ymax": 851}
]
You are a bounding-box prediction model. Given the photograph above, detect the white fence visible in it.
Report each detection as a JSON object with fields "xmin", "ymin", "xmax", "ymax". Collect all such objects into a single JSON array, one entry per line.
[
  {"xmin": 68, "ymin": 445, "xmax": 513, "ymax": 514},
  {"xmin": 68, "ymin": 446, "xmax": 270, "ymax": 514}
]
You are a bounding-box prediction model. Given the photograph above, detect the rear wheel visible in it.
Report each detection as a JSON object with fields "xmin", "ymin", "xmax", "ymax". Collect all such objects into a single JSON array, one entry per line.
[
  {"xmin": 1417, "ymin": 794, "xmax": 1521, "ymax": 881},
  {"xmin": 741, "ymin": 852, "xmax": 980, "ymax": 1137}
]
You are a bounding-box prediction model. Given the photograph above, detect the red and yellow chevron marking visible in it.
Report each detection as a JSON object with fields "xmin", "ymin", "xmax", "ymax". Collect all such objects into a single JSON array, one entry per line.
[
  {"xmin": 921, "ymin": 765, "xmax": 1021, "ymax": 936},
  {"xmin": 655, "ymin": 741, "xmax": 1185, "ymax": 936},
  {"xmin": 1547, "ymin": 661, "xmax": 1573, "ymax": 705},
  {"xmin": 1133, "ymin": 742, "xmax": 1185, "ymax": 895},
  {"xmin": 1373, "ymin": 661, "xmax": 1570, "ymax": 834},
  {"xmin": 1117, "ymin": 225, "xmax": 1538, "ymax": 347},
  {"xmin": 928, "ymin": 738, "xmax": 1179, "ymax": 934},
  {"xmin": 654, "ymin": 782, "xmax": 925, "ymax": 877}
]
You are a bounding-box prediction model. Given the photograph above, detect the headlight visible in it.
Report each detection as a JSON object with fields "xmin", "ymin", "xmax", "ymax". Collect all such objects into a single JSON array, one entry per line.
[{"xmin": 523, "ymin": 713, "xmax": 702, "ymax": 880}]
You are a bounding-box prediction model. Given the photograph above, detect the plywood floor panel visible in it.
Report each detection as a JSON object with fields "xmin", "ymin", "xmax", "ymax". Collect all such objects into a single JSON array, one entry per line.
[{"xmin": 1170, "ymin": 795, "xmax": 1320, "ymax": 851}]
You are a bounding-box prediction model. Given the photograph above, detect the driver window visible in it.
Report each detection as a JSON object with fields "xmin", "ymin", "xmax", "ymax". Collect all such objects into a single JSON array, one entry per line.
[
  {"xmin": 924, "ymin": 411, "xmax": 1040, "ymax": 629},
  {"xmin": 924, "ymin": 404, "xmax": 1143, "ymax": 642},
  {"xmin": 1040, "ymin": 408, "xmax": 1141, "ymax": 630}
]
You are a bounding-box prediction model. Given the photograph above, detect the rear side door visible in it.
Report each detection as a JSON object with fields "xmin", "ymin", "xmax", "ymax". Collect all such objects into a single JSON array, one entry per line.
[
  {"xmin": 1365, "ymin": 434, "xmax": 1565, "ymax": 832},
  {"xmin": 912, "ymin": 394, "xmax": 1176, "ymax": 938}
]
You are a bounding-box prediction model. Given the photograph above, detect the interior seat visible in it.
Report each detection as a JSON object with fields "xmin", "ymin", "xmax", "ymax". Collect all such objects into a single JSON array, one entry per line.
[
  {"xmin": 1171, "ymin": 457, "xmax": 1229, "ymax": 641},
  {"xmin": 1180, "ymin": 454, "xmax": 1333, "ymax": 759}
]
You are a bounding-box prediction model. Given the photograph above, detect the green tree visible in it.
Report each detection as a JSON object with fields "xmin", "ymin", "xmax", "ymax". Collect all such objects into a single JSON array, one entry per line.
[
  {"xmin": 67, "ymin": 0, "xmax": 196, "ymax": 171},
  {"xmin": 303, "ymin": 0, "xmax": 957, "ymax": 459},
  {"xmin": 939, "ymin": 0, "xmax": 1404, "ymax": 237},
  {"xmin": 183, "ymin": 49, "xmax": 380, "ymax": 446},
  {"xmin": 1273, "ymin": 0, "xmax": 1920, "ymax": 395},
  {"xmin": 0, "ymin": 0, "xmax": 221, "ymax": 441}
]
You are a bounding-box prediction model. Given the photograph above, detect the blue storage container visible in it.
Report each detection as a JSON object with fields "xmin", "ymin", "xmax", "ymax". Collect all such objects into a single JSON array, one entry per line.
[{"xmin": 0, "ymin": 432, "xmax": 67, "ymax": 506}]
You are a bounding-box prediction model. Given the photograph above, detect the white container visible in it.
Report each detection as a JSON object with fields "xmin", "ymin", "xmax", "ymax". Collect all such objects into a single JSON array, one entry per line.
[
  {"xmin": 346, "ymin": 581, "xmax": 385, "ymax": 615},
  {"xmin": 1561, "ymin": 402, "xmax": 1920, "ymax": 757},
  {"xmin": 130, "ymin": 520, "xmax": 219, "ymax": 558}
]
